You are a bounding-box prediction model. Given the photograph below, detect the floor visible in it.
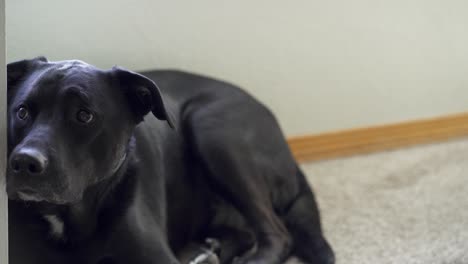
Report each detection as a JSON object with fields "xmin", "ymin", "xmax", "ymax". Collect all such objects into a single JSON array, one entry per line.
[{"xmin": 300, "ymin": 139, "xmax": 468, "ymax": 264}]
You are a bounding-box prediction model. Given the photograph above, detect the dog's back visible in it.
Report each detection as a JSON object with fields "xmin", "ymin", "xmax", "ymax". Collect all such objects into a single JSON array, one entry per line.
[{"xmin": 138, "ymin": 70, "xmax": 335, "ymax": 263}]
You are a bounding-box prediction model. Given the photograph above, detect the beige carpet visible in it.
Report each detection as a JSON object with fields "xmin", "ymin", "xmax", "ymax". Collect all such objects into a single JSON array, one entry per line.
[{"xmin": 301, "ymin": 139, "xmax": 468, "ymax": 264}]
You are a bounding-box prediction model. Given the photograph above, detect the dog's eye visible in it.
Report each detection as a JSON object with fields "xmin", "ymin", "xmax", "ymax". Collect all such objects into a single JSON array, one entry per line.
[
  {"xmin": 76, "ymin": 109, "xmax": 94, "ymax": 124},
  {"xmin": 17, "ymin": 106, "xmax": 29, "ymax": 120}
]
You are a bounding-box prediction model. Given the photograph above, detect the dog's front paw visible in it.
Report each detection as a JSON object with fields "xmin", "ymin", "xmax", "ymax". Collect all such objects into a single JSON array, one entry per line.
[
  {"xmin": 188, "ymin": 250, "xmax": 219, "ymax": 264},
  {"xmin": 183, "ymin": 238, "xmax": 221, "ymax": 264}
]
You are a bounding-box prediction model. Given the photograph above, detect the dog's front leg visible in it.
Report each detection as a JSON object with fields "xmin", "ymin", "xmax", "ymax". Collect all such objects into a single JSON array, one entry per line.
[
  {"xmin": 102, "ymin": 216, "xmax": 180, "ymax": 264},
  {"xmin": 97, "ymin": 238, "xmax": 179, "ymax": 264}
]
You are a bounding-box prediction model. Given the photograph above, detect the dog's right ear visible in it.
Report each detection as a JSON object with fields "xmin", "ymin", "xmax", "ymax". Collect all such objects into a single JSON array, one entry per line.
[
  {"xmin": 7, "ymin": 56, "xmax": 48, "ymax": 89},
  {"xmin": 111, "ymin": 67, "xmax": 175, "ymax": 129}
]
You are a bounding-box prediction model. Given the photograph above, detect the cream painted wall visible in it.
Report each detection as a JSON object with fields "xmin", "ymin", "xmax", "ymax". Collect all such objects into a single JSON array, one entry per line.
[
  {"xmin": 6, "ymin": 0, "xmax": 468, "ymax": 136},
  {"xmin": 0, "ymin": 0, "xmax": 8, "ymax": 262}
]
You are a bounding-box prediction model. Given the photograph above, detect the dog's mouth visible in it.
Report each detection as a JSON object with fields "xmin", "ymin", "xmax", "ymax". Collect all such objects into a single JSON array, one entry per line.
[
  {"xmin": 7, "ymin": 185, "xmax": 73, "ymax": 205},
  {"xmin": 6, "ymin": 167, "xmax": 79, "ymax": 205},
  {"xmin": 16, "ymin": 189, "xmax": 45, "ymax": 202}
]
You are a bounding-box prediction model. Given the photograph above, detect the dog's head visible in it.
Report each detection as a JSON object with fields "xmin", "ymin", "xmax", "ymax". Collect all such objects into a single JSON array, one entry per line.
[{"xmin": 6, "ymin": 57, "xmax": 174, "ymax": 204}]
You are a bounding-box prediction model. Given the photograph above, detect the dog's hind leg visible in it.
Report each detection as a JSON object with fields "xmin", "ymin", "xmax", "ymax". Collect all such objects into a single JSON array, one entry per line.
[
  {"xmin": 187, "ymin": 121, "xmax": 293, "ymax": 264},
  {"xmin": 198, "ymin": 156, "xmax": 291, "ymax": 264},
  {"xmin": 210, "ymin": 226, "xmax": 256, "ymax": 264},
  {"xmin": 284, "ymin": 169, "xmax": 335, "ymax": 264}
]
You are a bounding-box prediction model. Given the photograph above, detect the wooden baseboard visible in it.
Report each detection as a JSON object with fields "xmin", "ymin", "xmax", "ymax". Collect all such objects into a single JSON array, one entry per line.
[{"xmin": 288, "ymin": 113, "xmax": 468, "ymax": 162}]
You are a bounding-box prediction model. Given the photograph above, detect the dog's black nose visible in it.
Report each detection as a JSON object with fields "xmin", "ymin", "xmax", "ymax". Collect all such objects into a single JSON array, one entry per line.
[{"xmin": 10, "ymin": 148, "xmax": 48, "ymax": 175}]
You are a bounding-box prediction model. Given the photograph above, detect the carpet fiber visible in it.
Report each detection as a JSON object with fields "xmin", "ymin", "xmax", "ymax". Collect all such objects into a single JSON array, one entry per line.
[{"xmin": 300, "ymin": 139, "xmax": 468, "ymax": 264}]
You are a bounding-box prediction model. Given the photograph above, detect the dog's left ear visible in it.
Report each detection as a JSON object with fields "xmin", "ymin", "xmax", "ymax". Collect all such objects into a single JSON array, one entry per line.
[
  {"xmin": 7, "ymin": 56, "xmax": 48, "ymax": 88},
  {"xmin": 112, "ymin": 67, "xmax": 175, "ymax": 129}
]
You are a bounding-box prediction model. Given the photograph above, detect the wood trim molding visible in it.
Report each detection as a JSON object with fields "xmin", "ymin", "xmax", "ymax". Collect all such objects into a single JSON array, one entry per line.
[{"xmin": 288, "ymin": 113, "xmax": 468, "ymax": 162}]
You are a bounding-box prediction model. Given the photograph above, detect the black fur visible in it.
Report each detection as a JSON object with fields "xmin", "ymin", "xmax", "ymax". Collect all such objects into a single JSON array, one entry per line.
[{"xmin": 7, "ymin": 57, "xmax": 334, "ymax": 264}]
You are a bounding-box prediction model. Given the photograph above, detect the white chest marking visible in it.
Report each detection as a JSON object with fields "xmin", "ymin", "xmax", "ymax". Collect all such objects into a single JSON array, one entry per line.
[{"xmin": 43, "ymin": 215, "xmax": 65, "ymax": 240}]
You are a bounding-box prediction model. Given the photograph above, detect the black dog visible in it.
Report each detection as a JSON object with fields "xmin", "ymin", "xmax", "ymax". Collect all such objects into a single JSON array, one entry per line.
[{"xmin": 6, "ymin": 57, "xmax": 334, "ymax": 264}]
